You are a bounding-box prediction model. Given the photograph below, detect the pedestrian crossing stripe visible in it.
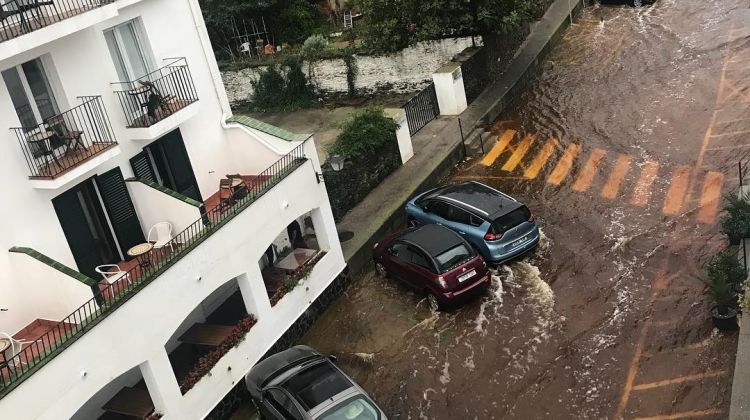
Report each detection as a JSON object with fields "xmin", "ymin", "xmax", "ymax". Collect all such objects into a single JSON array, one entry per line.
[{"xmin": 478, "ymin": 130, "xmax": 725, "ymax": 224}]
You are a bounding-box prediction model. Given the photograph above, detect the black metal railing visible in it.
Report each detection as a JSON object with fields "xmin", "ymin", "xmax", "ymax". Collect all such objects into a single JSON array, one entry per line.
[
  {"xmin": 0, "ymin": 0, "xmax": 114, "ymax": 43},
  {"xmin": 402, "ymin": 82, "xmax": 440, "ymax": 136},
  {"xmin": 11, "ymin": 96, "xmax": 117, "ymax": 178},
  {"xmin": 112, "ymin": 58, "xmax": 198, "ymax": 128},
  {"xmin": 0, "ymin": 143, "xmax": 308, "ymax": 398}
]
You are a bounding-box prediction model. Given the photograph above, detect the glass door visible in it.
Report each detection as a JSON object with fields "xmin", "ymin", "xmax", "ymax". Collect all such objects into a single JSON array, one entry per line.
[
  {"xmin": 1, "ymin": 57, "xmax": 59, "ymax": 128},
  {"xmin": 104, "ymin": 20, "xmax": 151, "ymax": 83}
]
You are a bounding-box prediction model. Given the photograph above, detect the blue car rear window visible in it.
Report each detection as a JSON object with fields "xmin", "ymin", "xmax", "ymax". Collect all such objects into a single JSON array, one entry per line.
[{"xmin": 492, "ymin": 206, "xmax": 530, "ymax": 233}]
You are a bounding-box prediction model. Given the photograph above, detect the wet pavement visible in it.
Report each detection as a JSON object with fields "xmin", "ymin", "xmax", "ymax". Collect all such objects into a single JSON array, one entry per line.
[{"xmin": 300, "ymin": 1, "xmax": 750, "ymax": 419}]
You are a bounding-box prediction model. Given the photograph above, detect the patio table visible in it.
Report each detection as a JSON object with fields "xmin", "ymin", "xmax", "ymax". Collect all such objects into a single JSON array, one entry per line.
[
  {"xmin": 101, "ymin": 387, "xmax": 154, "ymax": 418},
  {"xmin": 127, "ymin": 242, "xmax": 153, "ymax": 268},
  {"xmin": 275, "ymin": 248, "xmax": 318, "ymax": 274}
]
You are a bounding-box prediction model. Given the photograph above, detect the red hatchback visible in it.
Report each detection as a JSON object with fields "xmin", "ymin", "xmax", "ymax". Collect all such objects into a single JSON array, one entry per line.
[{"xmin": 373, "ymin": 224, "xmax": 490, "ymax": 309}]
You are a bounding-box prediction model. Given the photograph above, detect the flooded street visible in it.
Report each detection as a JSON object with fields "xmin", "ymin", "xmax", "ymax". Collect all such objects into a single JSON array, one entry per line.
[{"xmin": 302, "ymin": 1, "xmax": 750, "ymax": 419}]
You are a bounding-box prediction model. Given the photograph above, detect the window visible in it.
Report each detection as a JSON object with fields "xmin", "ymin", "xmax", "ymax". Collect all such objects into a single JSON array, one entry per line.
[
  {"xmin": 104, "ymin": 20, "xmax": 152, "ymax": 82},
  {"xmin": 388, "ymin": 243, "xmax": 412, "ymax": 262},
  {"xmin": 435, "ymin": 244, "xmax": 474, "ymax": 272},
  {"xmin": 468, "ymin": 214, "xmax": 484, "ymax": 227},
  {"xmin": 492, "ymin": 206, "xmax": 531, "ymax": 234},
  {"xmin": 320, "ymin": 396, "xmax": 381, "ymax": 420},
  {"xmin": 2, "ymin": 58, "xmax": 59, "ymax": 128},
  {"xmin": 266, "ymin": 389, "xmax": 304, "ymax": 420},
  {"xmin": 408, "ymin": 247, "xmax": 434, "ymax": 272},
  {"xmin": 425, "ymin": 200, "xmax": 451, "ymax": 219}
]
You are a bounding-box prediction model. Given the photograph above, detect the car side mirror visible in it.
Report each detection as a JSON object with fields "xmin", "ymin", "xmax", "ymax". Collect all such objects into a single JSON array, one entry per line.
[{"xmin": 328, "ymin": 355, "xmax": 338, "ymax": 364}]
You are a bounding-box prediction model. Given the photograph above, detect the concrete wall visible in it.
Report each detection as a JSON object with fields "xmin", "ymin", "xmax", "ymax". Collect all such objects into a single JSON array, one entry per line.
[
  {"xmin": 126, "ymin": 181, "xmax": 205, "ymax": 238},
  {"xmin": 221, "ymin": 37, "xmax": 477, "ymax": 105}
]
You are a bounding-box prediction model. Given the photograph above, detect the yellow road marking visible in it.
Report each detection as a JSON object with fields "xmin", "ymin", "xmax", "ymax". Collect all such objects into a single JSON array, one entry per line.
[
  {"xmin": 696, "ymin": 172, "xmax": 724, "ymax": 224},
  {"xmin": 501, "ymin": 134, "xmax": 535, "ymax": 172},
  {"xmin": 453, "ymin": 175, "xmax": 530, "ymax": 181},
  {"xmin": 631, "ymin": 161, "xmax": 659, "ymax": 207},
  {"xmin": 616, "ymin": 319, "xmax": 652, "ymax": 418},
  {"xmin": 663, "ymin": 165, "xmax": 692, "ymax": 215},
  {"xmin": 547, "ymin": 143, "xmax": 580, "ymax": 185},
  {"xmin": 524, "ymin": 137, "xmax": 559, "ymax": 179},
  {"xmin": 709, "ymin": 128, "xmax": 750, "ymax": 137},
  {"xmin": 601, "ymin": 154, "xmax": 632, "ymax": 199},
  {"xmin": 633, "ymin": 409, "xmax": 724, "ymax": 420},
  {"xmin": 480, "ymin": 130, "xmax": 516, "ymax": 167},
  {"xmin": 572, "ymin": 148, "xmax": 607, "ymax": 192},
  {"xmin": 632, "ymin": 370, "xmax": 728, "ymax": 391}
]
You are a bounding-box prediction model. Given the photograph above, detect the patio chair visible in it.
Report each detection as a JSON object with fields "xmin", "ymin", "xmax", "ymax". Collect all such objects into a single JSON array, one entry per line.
[
  {"xmin": 27, "ymin": 133, "xmax": 65, "ymax": 174},
  {"xmin": 0, "ymin": 331, "xmax": 30, "ymax": 369},
  {"xmin": 225, "ymin": 174, "xmax": 249, "ymax": 200},
  {"xmin": 95, "ymin": 264, "xmax": 131, "ymax": 286},
  {"xmin": 46, "ymin": 115, "xmax": 83, "ymax": 151},
  {"xmin": 147, "ymin": 222, "xmax": 174, "ymax": 251}
]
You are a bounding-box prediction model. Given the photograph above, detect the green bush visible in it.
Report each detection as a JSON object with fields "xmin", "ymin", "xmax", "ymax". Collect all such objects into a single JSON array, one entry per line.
[
  {"xmin": 720, "ymin": 193, "xmax": 750, "ymax": 240},
  {"xmin": 250, "ymin": 57, "xmax": 315, "ymax": 112},
  {"xmin": 706, "ymin": 249, "xmax": 746, "ymax": 287},
  {"xmin": 300, "ymin": 34, "xmax": 330, "ymax": 60},
  {"xmin": 329, "ymin": 106, "xmax": 398, "ymax": 160}
]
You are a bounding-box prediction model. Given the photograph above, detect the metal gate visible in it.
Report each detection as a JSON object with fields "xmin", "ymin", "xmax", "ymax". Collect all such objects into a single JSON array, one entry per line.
[{"xmin": 403, "ymin": 83, "xmax": 440, "ymax": 135}]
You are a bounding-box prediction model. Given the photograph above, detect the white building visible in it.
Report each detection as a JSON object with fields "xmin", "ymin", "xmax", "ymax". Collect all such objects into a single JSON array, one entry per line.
[{"xmin": 0, "ymin": 0, "xmax": 346, "ymax": 418}]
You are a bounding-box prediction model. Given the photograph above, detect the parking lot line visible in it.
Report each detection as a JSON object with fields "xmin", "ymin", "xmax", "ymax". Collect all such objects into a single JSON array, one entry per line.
[
  {"xmin": 524, "ymin": 137, "xmax": 559, "ymax": 179},
  {"xmin": 501, "ymin": 134, "xmax": 535, "ymax": 172},
  {"xmin": 601, "ymin": 154, "xmax": 632, "ymax": 199},
  {"xmin": 633, "ymin": 408, "xmax": 724, "ymax": 420},
  {"xmin": 696, "ymin": 172, "xmax": 724, "ymax": 224},
  {"xmin": 631, "ymin": 161, "xmax": 659, "ymax": 207},
  {"xmin": 572, "ymin": 148, "xmax": 607, "ymax": 192},
  {"xmin": 663, "ymin": 165, "xmax": 692, "ymax": 215},
  {"xmin": 632, "ymin": 370, "xmax": 728, "ymax": 391},
  {"xmin": 547, "ymin": 143, "xmax": 580, "ymax": 185},
  {"xmin": 480, "ymin": 129, "xmax": 516, "ymax": 167},
  {"xmin": 709, "ymin": 128, "xmax": 750, "ymax": 138}
]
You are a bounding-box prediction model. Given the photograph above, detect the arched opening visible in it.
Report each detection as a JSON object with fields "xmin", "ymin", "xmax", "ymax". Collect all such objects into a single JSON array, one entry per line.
[
  {"xmin": 258, "ymin": 210, "xmax": 327, "ymax": 305},
  {"xmin": 71, "ymin": 365, "xmax": 159, "ymax": 420},
  {"xmin": 164, "ymin": 277, "xmax": 257, "ymax": 394}
]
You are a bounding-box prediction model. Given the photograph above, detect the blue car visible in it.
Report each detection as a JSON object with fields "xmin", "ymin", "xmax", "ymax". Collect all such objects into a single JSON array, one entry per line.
[{"xmin": 405, "ymin": 181, "xmax": 540, "ymax": 264}]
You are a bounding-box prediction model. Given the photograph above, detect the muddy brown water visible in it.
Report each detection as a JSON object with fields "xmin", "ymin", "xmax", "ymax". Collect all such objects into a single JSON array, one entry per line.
[{"xmin": 298, "ymin": 2, "xmax": 750, "ymax": 419}]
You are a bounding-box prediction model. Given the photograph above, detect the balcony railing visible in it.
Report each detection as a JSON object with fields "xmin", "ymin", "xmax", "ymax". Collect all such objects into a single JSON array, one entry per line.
[
  {"xmin": 11, "ymin": 96, "xmax": 117, "ymax": 179},
  {"xmin": 0, "ymin": 143, "xmax": 308, "ymax": 398},
  {"xmin": 112, "ymin": 58, "xmax": 198, "ymax": 128},
  {"xmin": 0, "ymin": 0, "xmax": 115, "ymax": 44}
]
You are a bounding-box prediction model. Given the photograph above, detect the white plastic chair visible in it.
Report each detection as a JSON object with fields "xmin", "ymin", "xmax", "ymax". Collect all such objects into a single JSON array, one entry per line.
[
  {"xmin": 0, "ymin": 331, "xmax": 30, "ymax": 369},
  {"xmin": 148, "ymin": 222, "xmax": 174, "ymax": 251},
  {"xmin": 95, "ymin": 264, "xmax": 131, "ymax": 286}
]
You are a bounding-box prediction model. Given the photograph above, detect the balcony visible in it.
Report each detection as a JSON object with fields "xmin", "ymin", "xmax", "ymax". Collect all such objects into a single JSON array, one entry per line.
[
  {"xmin": 11, "ymin": 96, "xmax": 119, "ymax": 188},
  {"xmin": 0, "ymin": 143, "xmax": 308, "ymax": 399},
  {"xmin": 0, "ymin": 0, "xmax": 120, "ymax": 61},
  {"xmin": 112, "ymin": 58, "xmax": 199, "ymax": 141}
]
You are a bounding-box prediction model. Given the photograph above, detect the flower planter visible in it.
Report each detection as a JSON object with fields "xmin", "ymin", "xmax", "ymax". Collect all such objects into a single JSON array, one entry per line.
[{"xmin": 711, "ymin": 305, "xmax": 739, "ymax": 331}]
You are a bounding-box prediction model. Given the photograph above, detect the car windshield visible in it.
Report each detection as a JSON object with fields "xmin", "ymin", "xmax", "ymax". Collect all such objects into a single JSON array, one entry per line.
[
  {"xmin": 434, "ymin": 244, "xmax": 473, "ymax": 272},
  {"xmin": 283, "ymin": 362, "xmax": 352, "ymax": 410},
  {"xmin": 318, "ymin": 396, "xmax": 381, "ymax": 420},
  {"xmin": 492, "ymin": 206, "xmax": 531, "ymax": 233}
]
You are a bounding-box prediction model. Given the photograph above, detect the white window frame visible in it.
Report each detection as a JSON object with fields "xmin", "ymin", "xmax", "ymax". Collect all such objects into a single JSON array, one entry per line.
[
  {"xmin": 4, "ymin": 57, "xmax": 60, "ymax": 126},
  {"xmin": 104, "ymin": 18, "xmax": 155, "ymax": 83}
]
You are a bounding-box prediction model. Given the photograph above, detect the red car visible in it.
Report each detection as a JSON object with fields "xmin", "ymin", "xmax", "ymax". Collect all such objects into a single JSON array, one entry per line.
[{"xmin": 373, "ymin": 224, "xmax": 490, "ymax": 309}]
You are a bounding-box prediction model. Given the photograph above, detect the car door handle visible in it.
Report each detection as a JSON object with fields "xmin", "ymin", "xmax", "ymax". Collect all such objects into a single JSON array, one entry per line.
[{"xmin": 458, "ymin": 231, "xmax": 466, "ymax": 235}]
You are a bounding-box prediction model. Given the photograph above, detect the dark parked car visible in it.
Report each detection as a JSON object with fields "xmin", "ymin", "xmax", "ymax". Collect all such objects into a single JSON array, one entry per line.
[
  {"xmin": 246, "ymin": 345, "xmax": 387, "ymax": 420},
  {"xmin": 373, "ymin": 224, "xmax": 490, "ymax": 309},
  {"xmin": 405, "ymin": 181, "xmax": 540, "ymax": 264}
]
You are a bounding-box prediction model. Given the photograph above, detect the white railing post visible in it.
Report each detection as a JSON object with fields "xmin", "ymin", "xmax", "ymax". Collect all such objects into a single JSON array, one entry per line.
[
  {"xmin": 431, "ymin": 62, "xmax": 468, "ymax": 116},
  {"xmin": 385, "ymin": 108, "xmax": 414, "ymax": 164}
]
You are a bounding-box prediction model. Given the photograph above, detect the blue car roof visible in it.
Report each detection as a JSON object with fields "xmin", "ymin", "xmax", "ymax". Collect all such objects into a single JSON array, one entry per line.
[{"xmin": 426, "ymin": 182, "xmax": 522, "ymax": 220}]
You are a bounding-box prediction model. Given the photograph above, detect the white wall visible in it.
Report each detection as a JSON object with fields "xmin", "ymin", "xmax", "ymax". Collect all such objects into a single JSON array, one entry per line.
[
  {"xmin": 126, "ymin": 181, "xmax": 204, "ymax": 239},
  {"xmin": 221, "ymin": 37, "xmax": 477, "ymax": 105},
  {"xmin": 0, "ymin": 160, "xmax": 346, "ymax": 419},
  {"xmin": 0, "ymin": 0, "xmax": 301, "ymax": 335}
]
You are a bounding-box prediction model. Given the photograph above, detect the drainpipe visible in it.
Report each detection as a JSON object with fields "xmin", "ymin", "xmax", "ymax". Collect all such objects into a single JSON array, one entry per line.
[{"xmin": 185, "ymin": 0, "xmax": 233, "ymax": 118}]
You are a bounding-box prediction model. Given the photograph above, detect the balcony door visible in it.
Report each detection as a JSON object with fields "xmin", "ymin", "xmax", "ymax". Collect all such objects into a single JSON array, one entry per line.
[
  {"xmin": 2, "ymin": 58, "xmax": 59, "ymax": 128},
  {"xmin": 53, "ymin": 169, "xmax": 145, "ymax": 279},
  {"xmin": 130, "ymin": 129, "xmax": 202, "ymax": 202},
  {"xmin": 104, "ymin": 20, "xmax": 151, "ymax": 83}
]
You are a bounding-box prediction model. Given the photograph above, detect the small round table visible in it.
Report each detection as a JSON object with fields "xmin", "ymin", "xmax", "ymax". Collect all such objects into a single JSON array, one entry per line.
[{"xmin": 127, "ymin": 243, "xmax": 154, "ymax": 268}]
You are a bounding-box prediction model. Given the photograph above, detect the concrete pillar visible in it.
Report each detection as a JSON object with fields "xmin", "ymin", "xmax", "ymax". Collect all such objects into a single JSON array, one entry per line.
[
  {"xmin": 237, "ymin": 270, "xmax": 272, "ymax": 318},
  {"xmin": 432, "ymin": 62, "xmax": 468, "ymax": 116},
  {"xmin": 139, "ymin": 354, "xmax": 184, "ymax": 417},
  {"xmin": 384, "ymin": 108, "xmax": 414, "ymax": 164}
]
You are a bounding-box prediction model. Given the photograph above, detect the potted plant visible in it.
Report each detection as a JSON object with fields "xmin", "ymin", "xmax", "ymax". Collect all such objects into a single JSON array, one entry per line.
[
  {"xmin": 720, "ymin": 193, "xmax": 750, "ymax": 245},
  {"xmin": 698, "ymin": 268, "xmax": 739, "ymax": 331},
  {"xmin": 706, "ymin": 248, "xmax": 747, "ymax": 296}
]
